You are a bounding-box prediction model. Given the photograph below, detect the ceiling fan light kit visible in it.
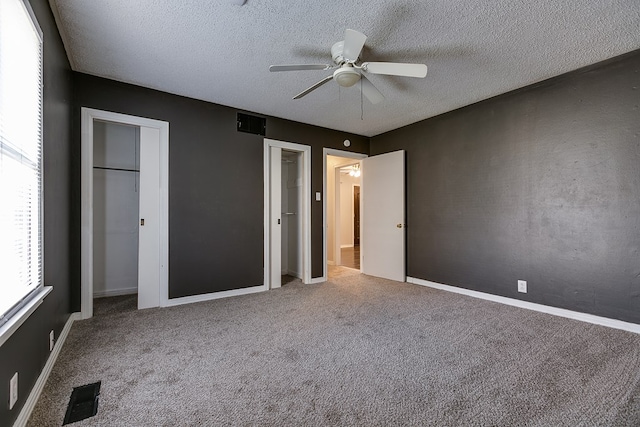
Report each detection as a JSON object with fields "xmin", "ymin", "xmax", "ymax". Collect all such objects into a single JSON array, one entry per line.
[
  {"xmin": 333, "ymin": 66, "xmax": 361, "ymax": 87},
  {"xmin": 269, "ymin": 28, "xmax": 428, "ymax": 103}
]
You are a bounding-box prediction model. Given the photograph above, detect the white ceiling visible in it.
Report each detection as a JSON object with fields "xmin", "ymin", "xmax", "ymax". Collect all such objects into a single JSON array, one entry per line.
[{"xmin": 50, "ymin": 0, "xmax": 640, "ymax": 137}]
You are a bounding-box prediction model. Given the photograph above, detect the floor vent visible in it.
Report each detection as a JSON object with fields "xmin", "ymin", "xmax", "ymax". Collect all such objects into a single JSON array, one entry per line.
[{"xmin": 63, "ymin": 381, "xmax": 101, "ymax": 425}]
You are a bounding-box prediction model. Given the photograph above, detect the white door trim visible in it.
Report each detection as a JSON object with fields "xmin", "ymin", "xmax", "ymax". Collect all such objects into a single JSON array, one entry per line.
[
  {"xmin": 264, "ymin": 138, "xmax": 311, "ymax": 288},
  {"xmin": 322, "ymin": 148, "xmax": 367, "ymax": 281},
  {"xmin": 81, "ymin": 107, "xmax": 169, "ymax": 319},
  {"xmin": 334, "ymin": 165, "xmax": 342, "ymax": 266}
]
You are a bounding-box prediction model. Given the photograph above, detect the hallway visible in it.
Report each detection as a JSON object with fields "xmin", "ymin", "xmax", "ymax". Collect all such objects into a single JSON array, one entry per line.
[{"xmin": 340, "ymin": 245, "xmax": 360, "ymax": 270}]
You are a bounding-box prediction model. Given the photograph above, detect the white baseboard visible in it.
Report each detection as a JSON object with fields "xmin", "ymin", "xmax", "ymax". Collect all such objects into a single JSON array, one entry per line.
[
  {"xmin": 309, "ymin": 277, "xmax": 326, "ymax": 284},
  {"xmin": 13, "ymin": 312, "xmax": 81, "ymax": 427},
  {"xmin": 163, "ymin": 285, "xmax": 266, "ymax": 307},
  {"xmin": 407, "ymin": 277, "xmax": 640, "ymax": 334},
  {"xmin": 93, "ymin": 287, "xmax": 137, "ymax": 298},
  {"xmin": 340, "ymin": 244, "xmax": 354, "ymax": 249}
]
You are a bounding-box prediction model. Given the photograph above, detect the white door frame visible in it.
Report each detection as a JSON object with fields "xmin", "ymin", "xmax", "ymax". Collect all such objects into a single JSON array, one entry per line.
[
  {"xmin": 81, "ymin": 107, "xmax": 169, "ymax": 319},
  {"xmin": 264, "ymin": 139, "xmax": 311, "ymax": 288},
  {"xmin": 322, "ymin": 148, "xmax": 367, "ymax": 281}
]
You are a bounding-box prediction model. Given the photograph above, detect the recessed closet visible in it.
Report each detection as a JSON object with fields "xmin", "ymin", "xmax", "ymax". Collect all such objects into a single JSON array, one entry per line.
[
  {"xmin": 92, "ymin": 120, "xmax": 140, "ymax": 299},
  {"xmin": 281, "ymin": 150, "xmax": 302, "ymax": 280}
]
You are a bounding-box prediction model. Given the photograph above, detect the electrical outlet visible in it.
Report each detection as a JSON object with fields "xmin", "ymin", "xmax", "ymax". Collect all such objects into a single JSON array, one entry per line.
[
  {"xmin": 518, "ymin": 280, "xmax": 527, "ymax": 293},
  {"xmin": 49, "ymin": 330, "xmax": 55, "ymax": 351},
  {"xmin": 9, "ymin": 372, "xmax": 18, "ymax": 410}
]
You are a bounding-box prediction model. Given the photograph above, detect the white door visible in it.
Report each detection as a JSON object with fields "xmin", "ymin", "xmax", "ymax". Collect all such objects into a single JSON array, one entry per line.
[
  {"xmin": 137, "ymin": 126, "xmax": 161, "ymax": 308},
  {"xmin": 269, "ymin": 146, "xmax": 282, "ymax": 289},
  {"xmin": 361, "ymin": 150, "xmax": 405, "ymax": 281}
]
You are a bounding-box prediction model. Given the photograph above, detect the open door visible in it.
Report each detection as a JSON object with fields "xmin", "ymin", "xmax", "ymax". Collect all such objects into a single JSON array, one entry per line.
[
  {"xmin": 361, "ymin": 150, "xmax": 405, "ymax": 282},
  {"xmin": 269, "ymin": 145, "xmax": 282, "ymax": 289},
  {"xmin": 137, "ymin": 126, "xmax": 161, "ymax": 309}
]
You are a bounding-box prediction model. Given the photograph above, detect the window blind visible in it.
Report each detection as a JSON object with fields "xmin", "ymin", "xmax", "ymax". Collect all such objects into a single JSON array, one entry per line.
[{"xmin": 0, "ymin": 0, "xmax": 44, "ymax": 321}]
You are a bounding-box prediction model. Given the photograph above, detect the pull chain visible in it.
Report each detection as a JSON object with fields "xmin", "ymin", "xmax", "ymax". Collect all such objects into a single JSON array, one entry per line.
[{"xmin": 360, "ymin": 79, "xmax": 364, "ymax": 120}]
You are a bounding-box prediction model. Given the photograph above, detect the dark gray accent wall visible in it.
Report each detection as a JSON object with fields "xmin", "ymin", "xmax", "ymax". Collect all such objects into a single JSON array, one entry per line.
[
  {"xmin": 371, "ymin": 50, "xmax": 640, "ymax": 324},
  {"xmin": 72, "ymin": 74, "xmax": 368, "ymax": 302},
  {"xmin": 0, "ymin": 1, "xmax": 73, "ymax": 425}
]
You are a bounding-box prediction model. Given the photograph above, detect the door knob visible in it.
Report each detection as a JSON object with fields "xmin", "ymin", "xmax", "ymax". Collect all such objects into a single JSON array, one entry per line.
[{"xmin": 396, "ymin": 223, "xmax": 403, "ymax": 228}]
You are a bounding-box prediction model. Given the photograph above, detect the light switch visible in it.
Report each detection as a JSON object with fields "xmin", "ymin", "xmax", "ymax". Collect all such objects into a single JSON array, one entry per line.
[{"xmin": 316, "ymin": 192, "xmax": 321, "ymax": 201}]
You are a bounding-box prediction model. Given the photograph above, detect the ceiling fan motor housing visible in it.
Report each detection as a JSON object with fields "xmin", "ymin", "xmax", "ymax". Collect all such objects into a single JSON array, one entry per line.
[{"xmin": 331, "ymin": 41, "xmax": 346, "ymax": 64}]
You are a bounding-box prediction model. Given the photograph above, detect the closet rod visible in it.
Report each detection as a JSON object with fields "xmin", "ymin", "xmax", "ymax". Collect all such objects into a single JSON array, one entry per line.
[{"xmin": 93, "ymin": 166, "xmax": 140, "ymax": 173}]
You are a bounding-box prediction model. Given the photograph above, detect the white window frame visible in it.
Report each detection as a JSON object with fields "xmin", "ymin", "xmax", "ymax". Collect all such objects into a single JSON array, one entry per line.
[{"xmin": 0, "ymin": 0, "xmax": 52, "ymax": 347}]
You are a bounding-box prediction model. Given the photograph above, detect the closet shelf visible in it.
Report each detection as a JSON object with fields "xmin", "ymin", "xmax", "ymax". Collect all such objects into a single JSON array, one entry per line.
[{"xmin": 93, "ymin": 166, "xmax": 139, "ymax": 173}]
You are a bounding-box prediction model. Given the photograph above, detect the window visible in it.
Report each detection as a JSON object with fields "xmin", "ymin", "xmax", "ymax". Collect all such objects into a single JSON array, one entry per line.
[{"xmin": 0, "ymin": 0, "xmax": 44, "ymax": 325}]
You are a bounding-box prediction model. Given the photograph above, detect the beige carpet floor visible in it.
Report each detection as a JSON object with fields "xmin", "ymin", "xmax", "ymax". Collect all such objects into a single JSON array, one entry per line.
[{"xmin": 28, "ymin": 268, "xmax": 640, "ymax": 426}]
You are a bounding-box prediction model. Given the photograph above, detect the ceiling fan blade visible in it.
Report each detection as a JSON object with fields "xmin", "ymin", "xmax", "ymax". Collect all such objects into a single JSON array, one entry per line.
[
  {"xmin": 362, "ymin": 62, "xmax": 427, "ymax": 78},
  {"xmin": 360, "ymin": 75, "xmax": 384, "ymax": 104},
  {"xmin": 293, "ymin": 75, "xmax": 334, "ymax": 99},
  {"xmin": 342, "ymin": 29, "xmax": 367, "ymax": 62},
  {"xmin": 270, "ymin": 64, "xmax": 331, "ymax": 72}
]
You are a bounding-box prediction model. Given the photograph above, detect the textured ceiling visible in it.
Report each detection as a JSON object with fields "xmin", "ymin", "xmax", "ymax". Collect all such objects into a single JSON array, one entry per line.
[{"xmin": 50, "ymin": 0, "xmax": 640, "ymax": 137}]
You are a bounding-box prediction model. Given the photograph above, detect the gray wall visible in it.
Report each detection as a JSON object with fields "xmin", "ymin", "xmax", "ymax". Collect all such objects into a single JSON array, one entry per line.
[
  {"xmin": 72, "ymin": 74, "xmax": 368, "ymax": 303},
  {"xmin": 371, "ymin": 50, "xmax": 640, "ymax": 324},
  {"xmin": 0, "ymin": 0, "xmax": 73, "ymax": 425}
]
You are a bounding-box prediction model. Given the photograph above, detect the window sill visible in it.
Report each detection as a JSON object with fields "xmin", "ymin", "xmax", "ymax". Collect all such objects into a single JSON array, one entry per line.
[{"xmin": 0, "ymin": 286, "xmax": 53, "ymax": 348}]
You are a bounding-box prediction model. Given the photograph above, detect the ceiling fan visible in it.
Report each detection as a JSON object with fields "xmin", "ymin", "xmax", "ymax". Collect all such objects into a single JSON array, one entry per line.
[{"xmin": 269, "ymin": 29, "xmax": 428, "ymax": 104}]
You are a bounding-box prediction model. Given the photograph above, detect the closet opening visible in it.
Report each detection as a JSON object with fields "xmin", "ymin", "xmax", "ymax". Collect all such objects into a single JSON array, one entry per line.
[
  {"xmin": 92, "ymin": 120, "xmax": 141, "ymax": 302},
  {"xmin": 263, "ymin": 138, "xmax": 311, "ymax": 289},
  {"xmin": 81, "ymin": 107, "xmax": 169, "ymax": 319},
  {"xmin": 281, "ymin": 150, "xmax": 303, "ymax": 285}
]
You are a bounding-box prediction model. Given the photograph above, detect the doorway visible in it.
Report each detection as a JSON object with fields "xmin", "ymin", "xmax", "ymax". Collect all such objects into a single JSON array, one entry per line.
[
  {"xmin": 341, "ymin": 184, "xmax": 360, "ymax": 270},
  {"xmin": 81, "ymin": 108, "xmax": 169, "ymax": 319},
  {"xmin": 281, "ymin": 150, "xmax": 303, "ymax": 285},
  {"xmin": 263, "ymin": 139, "xmax": 311, "ymax": 289},
  {"xmin": 323, "ymin": 149, "xmax": 367, "ymax": 279},
  {"xmin": 354, "ymin": 185, "xmax": 360, "ymax": 246},
  {"xmin": 323, "ymin": 148, "xmax": 406, "ymax": 282},
  {"xmin": 92, "ymin": 121, "xmax": 140, "ymax": 300},
  {"xmin": 335, "ymin": 163, "xmax": 361, "ymax": 270}
]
